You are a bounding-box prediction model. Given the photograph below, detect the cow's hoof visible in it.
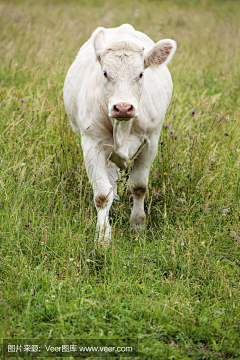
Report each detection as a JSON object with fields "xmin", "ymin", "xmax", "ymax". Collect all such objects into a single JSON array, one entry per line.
[
  {"xmin": 97, "ymin": 236, "xmax": 111, "ymax": 247},
  {"xmin": 96, "ymin": 227, "xmax": 111, "ymax": 247},
  {"xmin": 130, "ymin": 214, "xmax": 146, "ymax": 231}
]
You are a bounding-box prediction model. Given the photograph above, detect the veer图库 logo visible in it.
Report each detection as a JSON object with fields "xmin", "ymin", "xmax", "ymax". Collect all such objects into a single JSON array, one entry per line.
[{"xmin": 3, "ymin": 339, "xmax": 141, "ymax": 358}]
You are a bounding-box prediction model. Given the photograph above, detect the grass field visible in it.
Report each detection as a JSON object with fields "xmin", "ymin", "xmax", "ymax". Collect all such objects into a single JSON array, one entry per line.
[{"xmin": 0, "ymin": 0, "xmax": 240, "ymax": 358}]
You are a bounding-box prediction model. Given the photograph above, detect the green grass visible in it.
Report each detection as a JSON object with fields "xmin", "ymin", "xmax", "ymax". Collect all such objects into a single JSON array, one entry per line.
[{"xmin": 0, "ymin": 0, "xmax": 240, "ymax": 359}]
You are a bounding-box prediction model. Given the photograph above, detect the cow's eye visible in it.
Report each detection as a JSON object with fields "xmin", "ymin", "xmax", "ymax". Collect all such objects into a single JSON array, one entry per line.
[
  {"xmin": 139, "ymin": 72, "xmax": 144, "ymax": 79},
  {"xmin": 103, "ymin": 71, "xmax": 108, "ymax": 78}
]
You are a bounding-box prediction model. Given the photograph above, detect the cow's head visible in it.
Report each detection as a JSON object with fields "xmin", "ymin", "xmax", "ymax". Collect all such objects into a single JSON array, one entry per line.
[{"xmin": 94, "ymin": 29, "xmax": 176, "ymax": 121}]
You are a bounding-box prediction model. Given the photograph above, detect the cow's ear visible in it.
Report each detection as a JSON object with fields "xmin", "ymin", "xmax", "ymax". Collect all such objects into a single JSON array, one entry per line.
[
  {"xmin": 93, "ymin": 28, "xmax": 105, "ymax": 62},
  {"xmin": 144, "ymin": 39, "xmax": 177, "ymax": 68}
]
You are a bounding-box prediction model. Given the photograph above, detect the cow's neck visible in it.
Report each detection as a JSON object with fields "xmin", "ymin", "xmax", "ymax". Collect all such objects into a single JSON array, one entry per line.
[{"xmin": 113, "ymin": 119, "xmax": 133, "ymax": 161}]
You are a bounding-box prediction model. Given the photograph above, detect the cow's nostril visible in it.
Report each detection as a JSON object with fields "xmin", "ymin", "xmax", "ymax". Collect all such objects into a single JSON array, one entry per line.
[
  {"xmin": 127, "ymin": 105, "xmax": 133, "ymax": 113},
  {"xmin": 114, "ymin": 105, "xmax": 119, "ymax": 113}
]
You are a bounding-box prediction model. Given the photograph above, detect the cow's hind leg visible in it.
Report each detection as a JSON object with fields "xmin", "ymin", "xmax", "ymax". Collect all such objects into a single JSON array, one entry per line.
[
  {"xmin": 107, "ymin": 162, "xmax": 119, "ymax": 201},
  {"xmin": 82, "ymin": 139, "xmax": 113, "ymax": 244}
]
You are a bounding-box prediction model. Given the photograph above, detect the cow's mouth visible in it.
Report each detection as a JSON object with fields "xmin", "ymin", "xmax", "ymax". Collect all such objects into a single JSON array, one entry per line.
[{"xmin": 112, "ymin": 116, "xmax": 133, "ymax": 121}]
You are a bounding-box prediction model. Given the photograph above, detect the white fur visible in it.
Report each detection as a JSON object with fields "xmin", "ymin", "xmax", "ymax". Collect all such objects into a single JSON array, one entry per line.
[{"xmin": 63, "ymin": 24, "xmax": 176, "ymax": 244}]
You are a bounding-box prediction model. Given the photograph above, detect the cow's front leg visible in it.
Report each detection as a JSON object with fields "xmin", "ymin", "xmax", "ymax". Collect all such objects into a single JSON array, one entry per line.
[
  {"xmin": 82, "ymin": 139, "xmax": 113, "ymax": 244},
  {"xmin": 129, "ymin": 137, "xmax": 158, "ymax": 229}
]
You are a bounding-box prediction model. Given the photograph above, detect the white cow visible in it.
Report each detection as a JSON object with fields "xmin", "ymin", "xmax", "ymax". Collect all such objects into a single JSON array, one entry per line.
[{"xmin": 63, "ymin": 24, "xmax": 176, "ymax": 243}]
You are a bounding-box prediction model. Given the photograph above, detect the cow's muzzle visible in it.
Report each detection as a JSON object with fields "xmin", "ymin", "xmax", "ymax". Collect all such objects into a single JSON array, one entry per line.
[{"xmin": 110, "ymin": 103, "xmax": 136, "ymax": 119}]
